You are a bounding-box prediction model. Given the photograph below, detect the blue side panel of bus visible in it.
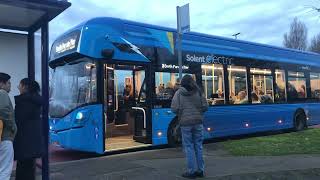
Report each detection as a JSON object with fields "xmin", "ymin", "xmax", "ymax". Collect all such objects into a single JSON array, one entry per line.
[
  {"xmin": 151, "ymin": 103, "xmax": 320, "ymax": 146},
  {"xmin": 51, "ymin": 17, "xmax": 320, "ymax": 68},
  {"xmin": 152, "ymin": 109, "xmax": 175, "ymax": 145},
  {"xmin": 49, "ymin": 104, "xmax": 104, "ymax": 154},
  {"xmin": 78, "ymin": 19, "xmax": 150, "ymax": 62}
]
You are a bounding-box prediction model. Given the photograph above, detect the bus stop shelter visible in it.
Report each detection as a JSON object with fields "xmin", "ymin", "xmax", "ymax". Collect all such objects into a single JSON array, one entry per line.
[{"xmin": 0, "ymin": 0, "xmax": 71, "ymax": 179}]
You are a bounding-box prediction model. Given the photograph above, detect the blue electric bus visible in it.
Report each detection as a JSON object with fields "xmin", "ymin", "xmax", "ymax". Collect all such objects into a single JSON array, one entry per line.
[{"xmin": 49, "ymin": 17, "xmax": 320, "ymax": 154}]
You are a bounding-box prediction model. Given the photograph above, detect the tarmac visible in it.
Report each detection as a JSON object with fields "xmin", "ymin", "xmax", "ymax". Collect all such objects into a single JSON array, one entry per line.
[{"xmin": 10, "ymin": 142, "xmax": 320, "ymax": 180}]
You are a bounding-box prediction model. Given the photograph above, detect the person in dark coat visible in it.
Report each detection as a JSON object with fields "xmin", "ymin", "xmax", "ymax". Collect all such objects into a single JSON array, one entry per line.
[{"xmin": 13, "ymin": 78, "xmax": 43, "ymax": 180}]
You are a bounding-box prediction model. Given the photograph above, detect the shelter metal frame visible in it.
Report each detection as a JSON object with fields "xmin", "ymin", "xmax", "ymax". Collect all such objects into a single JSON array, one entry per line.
[{"xmin": 0, "ymin": 1, "xmax": 71, "ymax": 180}]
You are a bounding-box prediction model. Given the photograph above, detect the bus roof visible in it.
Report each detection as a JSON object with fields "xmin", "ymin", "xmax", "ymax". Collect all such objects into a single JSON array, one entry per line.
[{"xmin": 50, "ymin": 17, "xmax": 320, "ymax": 67}]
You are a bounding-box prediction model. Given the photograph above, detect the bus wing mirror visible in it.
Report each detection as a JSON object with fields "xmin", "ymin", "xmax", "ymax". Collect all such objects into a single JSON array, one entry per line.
[{"xmin": 101, "ymin": 49, "xmax": 114, "ymax": 59}]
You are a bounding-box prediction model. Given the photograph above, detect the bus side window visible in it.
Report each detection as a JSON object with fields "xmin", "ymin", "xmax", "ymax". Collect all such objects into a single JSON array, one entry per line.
[
  {"xmin": 310, "ymin": 72, "xmax": 320, "ymax": 99},
  {"xmin": 250, "ymin": 68, "xmax": 274, "ymax": 104},
  {"xmin": 201, "ymin": 64, "xmax": 225, "ymax": 106},
  {"xmin": 154, "ymin": 72, "xmax": 197, "ymax": 108},
  {"xmin": 228, "ymin": 66, "xmax": 248, "ymax": 105},
  {"xmin": 155, "ymin": 72, "xmax": 176, "ymax": 100},
  {"xmin": 288, "ymin": 71, "xmax": 307, "ymax": 101},
  {"xmin": 275, "ymin": 69, "xmax": 286, "ymax": 103}
]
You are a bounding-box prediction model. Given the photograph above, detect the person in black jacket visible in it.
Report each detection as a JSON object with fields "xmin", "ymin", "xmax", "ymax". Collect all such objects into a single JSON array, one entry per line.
[{"xmin": 14, "ymin": 78, "xmax": 43, "ymax": 180}]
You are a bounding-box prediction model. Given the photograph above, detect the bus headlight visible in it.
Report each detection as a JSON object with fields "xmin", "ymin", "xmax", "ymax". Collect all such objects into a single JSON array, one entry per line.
[{"xmin": 76, "ymin": 112, "xmax": 84, "ymax": 120}]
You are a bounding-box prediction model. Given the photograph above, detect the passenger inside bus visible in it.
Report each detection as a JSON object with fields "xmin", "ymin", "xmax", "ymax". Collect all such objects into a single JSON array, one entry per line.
[
  {"xmin": 235, "ymin": 91, "xmax": 248, "ymax": 104},
  {"xmin": 123, "ymin": 84, "xmax": 134, "ymax": 107},
  {"xmin": 209, "ymin": 91, "xmax": 224, "ymax": 105},
  {"xmin": 158, "ymin": 83, "xmax": 165, "ymax": 94},
  {"xmin": 229, "ymin": 92, "xmax": 237, "ymax": 104},
  {"xmin": 275, "ymin": 83, "xmax": 286, "ymax": 102},
  {"xmin": 298, "ymin": 85, "xmax": 306, "ymax": 98},
  {"xmin": 216, "ymin": 89, "xmax": 223, "ymax": 98},
  {"xmin": 155, "ymin": 72, "xmax": 196, "ymax": 102},
  {"xmin": 164, "ymin": 82, "xmax": 175, "ymax": 98},
  {"xmin": 173, "ymin": 78, "xmax": 181, "ymax": 93},
  {"xmin": 260, "ymin": 94, "xmax": 273, "ymax": 103},
  {"xmin": 207, "ymin": 93, "xmax": 217, "ymax": 105},
  {"xmin": 251, "ymin": 92, "xmax": 261, "ymax": 104},
  {"xmin": 287, "ymin": 82, "xmax": 298, "ymax": 100}
]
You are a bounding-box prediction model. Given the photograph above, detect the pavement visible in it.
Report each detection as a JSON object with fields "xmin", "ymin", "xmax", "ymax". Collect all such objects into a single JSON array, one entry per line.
[
  {"xmin": 10, "ymin": 142, "xmax": 320, "ymax": 180},
  {"xmin": 48, "ymin": 145, "xmax": 99, "ymax": 163}
]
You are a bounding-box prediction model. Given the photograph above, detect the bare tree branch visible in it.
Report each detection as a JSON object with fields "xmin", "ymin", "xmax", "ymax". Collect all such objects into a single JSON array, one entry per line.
[
  {"xmin": 309, "ymin": 33, "xmax": 320, "ymax": 53},
  {"xmin": 311, "ymin": 6, "xmax": 320, "ymax": 12},
  {"xmin": 305, "ymin": 5, "xmax": 320, "ymax": 12},
  {"xmin": 283, "ymin": 17, "xmax": 308, "ymax": 51},
  {"xmin": 304, "ymin": 5, "xmax": 320, "ymax": 21}
]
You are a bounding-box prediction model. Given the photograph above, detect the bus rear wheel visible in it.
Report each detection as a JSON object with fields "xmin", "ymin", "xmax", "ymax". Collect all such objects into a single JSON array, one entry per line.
[
  {"xmin": 168, "ymin": 119, "xmax": 182, "ymax": 147},
  {"xmin": 294, "ymin": 110, "xmax": 307, "ymax": 131}
]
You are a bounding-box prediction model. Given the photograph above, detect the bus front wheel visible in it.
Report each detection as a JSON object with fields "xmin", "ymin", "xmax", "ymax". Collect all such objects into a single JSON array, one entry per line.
[
  {"xmin": 168, "ymin": 119, "xmax": 182, "ymax": 147},
  {"xmin": 294, "ymin": 110, "xmax": 307, "ymax": 131}
]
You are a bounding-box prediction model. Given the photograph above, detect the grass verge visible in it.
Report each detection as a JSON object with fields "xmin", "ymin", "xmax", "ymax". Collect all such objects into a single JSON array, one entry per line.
[{"xmin": 222, "ymin": 128, "xmax": 320, "ymax": 156}]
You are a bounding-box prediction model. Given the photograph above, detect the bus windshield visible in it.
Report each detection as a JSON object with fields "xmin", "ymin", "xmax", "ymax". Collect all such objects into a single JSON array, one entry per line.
[{"xmin": 49, "ymin": 58, "xmax": 97, "ymax": 118}]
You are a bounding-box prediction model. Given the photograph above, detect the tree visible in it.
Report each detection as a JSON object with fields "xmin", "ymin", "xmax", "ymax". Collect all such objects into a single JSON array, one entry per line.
[
  {"xmin": 309, "ymin": 33, "xmax": 320, "ymax": 53},
  {"xmin": 283, "ymin": 17, "xmax": 308, "ymax": 51},
  {"xmin": 309, "ymin": 5, "xmax": 320, "ymax": 13}
]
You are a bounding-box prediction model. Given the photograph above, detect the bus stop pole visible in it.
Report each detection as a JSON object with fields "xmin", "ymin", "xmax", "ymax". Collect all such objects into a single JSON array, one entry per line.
[
  {"xmin": 177, "ymin": 33, "xmax": 183, "ymax": 80},
  {"xmin": 177, "ymin": 4, "xmax": 189, "ymax": 80},
  {"xmin": 176, "ymin": 6, "xmax": 183, "ymax": 80},
  {"xmin": 41, "ymin": 20, "xmax": 50, "ymax": 180}
]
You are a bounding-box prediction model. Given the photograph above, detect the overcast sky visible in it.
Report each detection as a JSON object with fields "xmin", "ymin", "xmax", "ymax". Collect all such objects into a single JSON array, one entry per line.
[{"xmin": 50, "ymin": 0, "xmax": 320, "ymax": 47}]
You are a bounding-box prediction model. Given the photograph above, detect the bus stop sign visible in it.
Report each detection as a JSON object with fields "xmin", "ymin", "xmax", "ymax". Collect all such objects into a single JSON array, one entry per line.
[{"xmin": 177, "ymin": 3, "xmax": 190, "ymax": 34}]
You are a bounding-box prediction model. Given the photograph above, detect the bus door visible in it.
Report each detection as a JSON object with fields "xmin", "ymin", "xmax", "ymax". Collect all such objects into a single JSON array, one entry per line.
[
  {"xmin": 104, "ymin": 65, "xmax": 115, "ymax": 135},
  {"xmin": 104, "ymin": 64, "xmax": 151, "ymax": 148},
  {"xmin": 105, "ymin": 65, "xmax": 134, "ymax": 137},
  {"xmin": 132, "ymin": 68, "xmax": 150, "ymax": 143}
]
